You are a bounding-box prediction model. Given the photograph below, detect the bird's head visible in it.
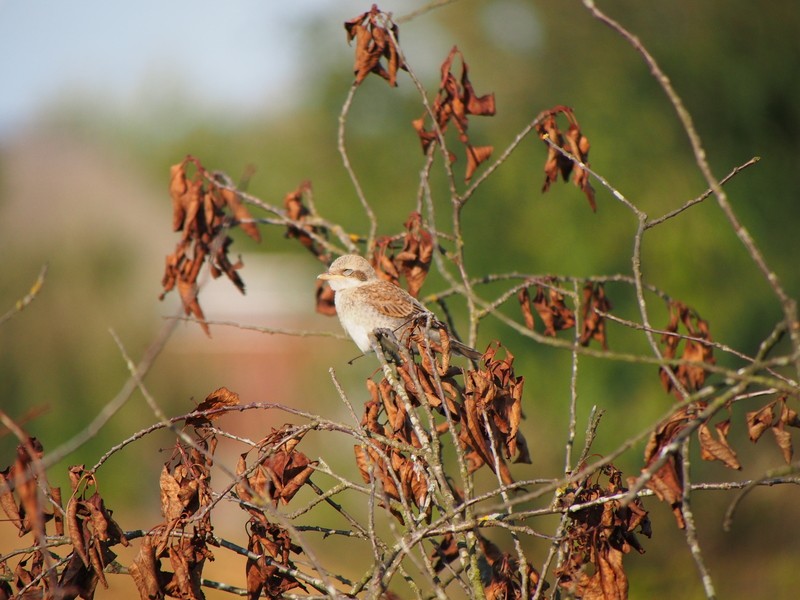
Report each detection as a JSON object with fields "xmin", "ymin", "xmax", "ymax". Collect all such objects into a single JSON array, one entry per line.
[{"xmin": 317, "ymin": 254, "xmax": 377, "ymax": 291}]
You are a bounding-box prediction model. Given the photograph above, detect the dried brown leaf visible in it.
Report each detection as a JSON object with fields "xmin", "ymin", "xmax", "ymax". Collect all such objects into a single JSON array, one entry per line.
[
  {"xmin": 0, "ymin": 467, "xmax": 22, "ymax": 533},
  {"xmin": 698, "ymin": 420, "xmax": 741, "ymax": 470},
  {"xmin": 412, "ymin": 45, "xmax": 495, "ymax": 181},
  {"xmin": 67, "ymin": 496, "xmax": 90, "ymax": 567},
  {"xmin": 465, "ymin": 144, "xmax": 493, "ymax": 182},
  {"xmin": 518, "ymin": 288, "xmax": 536, "ymax": 330},
  {"xmin": 746, "ymin": 402, "xmax": 774, "ymax": 442},
  {"xmin": 772, "ymin": 401, "xmax": 798, "ymax": 463},
  {"xmin": 187, "ymin": 387, "xmax": 240, "ymax": 427},
  {"xmin": 315, "ymin": 279, "xmax": 337, "ymax": 316},
  {"xmin": 642, "ymin": 408, "xmax": 689, "ymax": 528},
  {"xmin": 169, "ymin": 162, "xmax": 189, "ymax": 232},
  {"xmin": 532, "ymin": 284, "xmax": 575, "ymax": 336},
  {"xmin": 159, "ymin": 465, "xmax": 185, "ymax": 523},
  {"xmin": 770, "ymin": 423, "xmax": 792, "ymax": 464},
  {"xmin": 129, "ymin": 536, "xmax": 163, "ymax": 600},
  {"xmin": 537, "ymin": 106, "xmax": 596, "ymax": 211},
  {"xmin": 59, "ymin": 550, "xmax": 101, "ymax": 600},
  {"xmin": 580, "ymin": 282, "xmax": 611, "ymax": 348},
  {"xmin": 344, "ymin": 5, "xmax": 403, "ymax": 86},
  {"xmin": 176, "ymin": 278, "xmax": 209, "ymax": 336},
  {"xmin": 220, "ymin": 187, "xmax": 260, "ymax": 242},
  {"xmin": 659, "ymin": 301, "xmax": 714, "ymax": 397}
]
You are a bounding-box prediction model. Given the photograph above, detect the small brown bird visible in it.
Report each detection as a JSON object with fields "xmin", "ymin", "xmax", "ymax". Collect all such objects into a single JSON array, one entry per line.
[{"xmin": 318, "ymin": 254, "xmax": 482, "ymax": 360}]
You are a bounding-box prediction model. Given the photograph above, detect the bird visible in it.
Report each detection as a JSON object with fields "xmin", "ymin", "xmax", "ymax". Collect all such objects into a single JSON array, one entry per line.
[{"xmin": 317, "ymin": 254, "xmax": 482, "ymax": 361}]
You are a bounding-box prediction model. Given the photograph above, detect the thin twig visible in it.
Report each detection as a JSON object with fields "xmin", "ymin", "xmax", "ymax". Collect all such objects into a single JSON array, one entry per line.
[
  {"xmin": 680, "ymin": 438, "xmax": 717, "ymax": 599},
  {"xmin": 0, "ymin": 264, "xmax": 48, "ymax": 327},
  {"xmin": 42, "ymin": 312, "xmax": 180, "ymax": 469},
  {"xmin": 338, "ymin": 83, "xmax": 378, "ymax": 253}
]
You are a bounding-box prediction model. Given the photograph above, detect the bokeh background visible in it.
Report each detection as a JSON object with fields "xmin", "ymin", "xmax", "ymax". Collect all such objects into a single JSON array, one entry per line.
[{"xmin": 1, "ymin": 0, "xmax": 799, "ymax": 598}]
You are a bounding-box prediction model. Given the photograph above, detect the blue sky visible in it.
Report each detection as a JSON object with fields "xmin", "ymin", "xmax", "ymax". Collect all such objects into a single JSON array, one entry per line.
[{"xmin": 0, "ymin": 0, "xmax": 348, "ymax": 138}]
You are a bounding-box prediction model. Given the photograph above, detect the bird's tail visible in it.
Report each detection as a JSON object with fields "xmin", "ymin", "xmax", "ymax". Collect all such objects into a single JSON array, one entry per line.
[{"xmin": 450, "ymin": 338, "xmax": 483, "ymax": 361}]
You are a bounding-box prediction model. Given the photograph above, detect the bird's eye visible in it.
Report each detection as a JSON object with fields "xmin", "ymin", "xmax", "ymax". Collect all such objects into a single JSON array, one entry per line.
[{"xmin": 342, "ymin": 269, "xmax": 354, "ymax": 276}]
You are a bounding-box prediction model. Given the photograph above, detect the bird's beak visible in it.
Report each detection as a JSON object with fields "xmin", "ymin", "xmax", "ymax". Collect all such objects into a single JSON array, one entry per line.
[{"xmin": 317, "ymin": 272, "xmax": 332, "ymax": 281}]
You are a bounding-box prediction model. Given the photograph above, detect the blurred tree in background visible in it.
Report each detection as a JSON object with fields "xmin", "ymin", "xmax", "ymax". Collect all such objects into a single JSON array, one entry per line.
[{"xmin": 1, "ymin": 1, "xmax": 799, "ymax": 598}]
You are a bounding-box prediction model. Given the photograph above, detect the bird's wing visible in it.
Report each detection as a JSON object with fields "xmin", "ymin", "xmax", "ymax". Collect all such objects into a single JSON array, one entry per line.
[{"xmin": 369, "ymin": 281, "xmax": 430, "ymax": 321}]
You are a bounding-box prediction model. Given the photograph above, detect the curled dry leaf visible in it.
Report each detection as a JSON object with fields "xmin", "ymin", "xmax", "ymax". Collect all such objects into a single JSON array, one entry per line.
[
  {"xmin": 129, "ymin": 536, "xmax": 163, "ymax": 600},
  {"xmin": 161, "ymin": 156, "xmax": 261, "ymax": 336},
  {"xmin": 747, "ymin": 397, "xmax": 800, "ymax": 464},
  {"xmin": 555, "ymin": 465, "xmax": 649, "ymax": 600},
  {"xmin": 344, "ymin": 4, "xmax": 405, "ymax": 86},
  {"xmin": 246, "ymin": 520, "xmax": 306, "ymax": 600},
  {"xmin": 536, "ymin": 105, "xmax": 596, "ymax": 211},
  {"xmin": 746, "ymin": 401, "xmax": 775, "ymax": 443},
  {"xmin": 134, "ymin": 432, "xmax": 216, "ymax": 600},
  {"xmin": 659, "ymin": 301, "xmax": 715, "ymax": 397},
  {"xmin": 580, "ymin": 282, "xmax": 612, "ymax": 348},
  {"xmin": 284, "ymin": 181, "xmax": 330, "ymax": 263},
  {"xmin": 186, "ymin": 386, "xmax": 240, "ymax": 427},
  {"xmin": 0, "ymin": 437, "xmax": 54, "ymax": 537},
  {"xmin": 641, "ymin": 407, "xmax": 689, "ymax": 528},
  {"xmin": 465, "ymin": 144, "xmax": 494, "ymax": 182},
  {"xmin": 315, "ymin": 279, "xmax": 337, "ymax": 316},
  {"xmin": 220, "ymin": 187, "xmax": 261, "ymax": 243},
  {"xmin": 518, "ymin": 280, "xmax": 575, "ymax": 337},
  {"xmin": 460, "ymin": 343, "xmax": 529, "ymax": 485},
  {"xmin": 413, "ymin": 45, "xmax": 495, "ymax": 181},
  {"xmin": 354, "ymin": 380, "xmax": 432, "ymax": 523},
  {"xmin": 57, "ymin": 466, "xmax": 128, "ymax": 599},
  {"xmin": 370, "ymin": 212, "xmax": 434, "ymax": 298},
  {"xmin": 236, "ymin": 427, "xmax": 316, "ymax": 511},
  {"xmin": 698, "ymin": 419, "xmax": 741, "ymax": 470}
]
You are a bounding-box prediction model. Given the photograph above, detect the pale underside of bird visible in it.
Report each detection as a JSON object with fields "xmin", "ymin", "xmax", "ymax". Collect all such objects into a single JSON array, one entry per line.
[{"xmin": 318, "ymin": 254, "xmax": 482, "ymax": 361}]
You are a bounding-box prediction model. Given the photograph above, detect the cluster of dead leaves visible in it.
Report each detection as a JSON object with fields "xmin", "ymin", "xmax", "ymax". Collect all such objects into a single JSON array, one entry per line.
[
  {"xmin": 640, "ymin": 407, "xmax": 691, "ymax": 529},
  {"xmin": 1, "ymin": 438, "xmax": 56, "ymax": 599},
  {"xmin": 161, "ymin": 156, "xmax": 261, "ymax": 335},
  {"xmin": 432, "ymin": 533, "xmax": 546, "ymax": 599},
  {"xmin": 645, "ymin": 300, "xmax": 800, "ymax": 529},
  {"xmin": 236, "ymin": 427, "xmax": 316, "ymax": 510},
  {"xmin": 641, "ymin": 404, "xmax": 740, "ymax": 530},
  {"xmin": 659, "ymin": 301, "xmax": 715, "ymax": 396},
  {"xmin": 236, "ymin": 427, "xmax": 314, "ymax": 599},
  {"xmin": 355, "ymin": 377, "xmax": 433, "ymax": 523},
  {"xmin": 372, "ymin": 212, "xmax": 434, "ymax": 298},
  {"xmin": 361, "ymin": 338, "xmax": 544, "ymax": 593},
  {"xmin": 61, "ymin": 467, "xmax": 129, "ymax": 598},
  {"xmin": 519, "ymin": 280, "xmax": 611, "ymax": 348},
  {"xmin": 412, "ymin": 45, "xmax": 496, "ymax": 181},
  {"xmin": 536, "ymin": 105, "xmax": 596, "ymax": 211},
  {"xmin": 746, "ymin": 395, "xmax": 800, "ymax": 464},
  {"xmin": 0, "ymin": 438, "xmax": 127, "ymax": 600},
  {"xmin": 132, "ymin": 389, "xmax": 312, "ymax": 600},
  {"xmin": 130, "ymin": 430, "xmax": 217, "ymax": 600},
  {"xmin": 460, "ymin": 344, "xmax": 531, "ymax": 485},
  {"xmin": 345, "ymin": 4, "xmax": 404, "ymax": 86},
  {"xmin": 278, "ymin": 181, "xmax": 339, "ymax": 316},
  {"xmin": 356, "ymin": 340, "xmax": 530, "ymax": 529},
  {"xmin": 644, "ymin": 394, "xmax": 800, "ymax": 531},
  {"xmin": 0, "ymin": 438, "xmax": 55, "ymax": 538},
  {"xmin": 645, "ymin": 303, "xmax": 734, "ymax": 527},
  {"xmin": 284, "ymin": 180, "xmax": 330, "ymax": 265},
  {"xmin": 555, "ymin": 465, "xmax": 651, "ymax": 600}
]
